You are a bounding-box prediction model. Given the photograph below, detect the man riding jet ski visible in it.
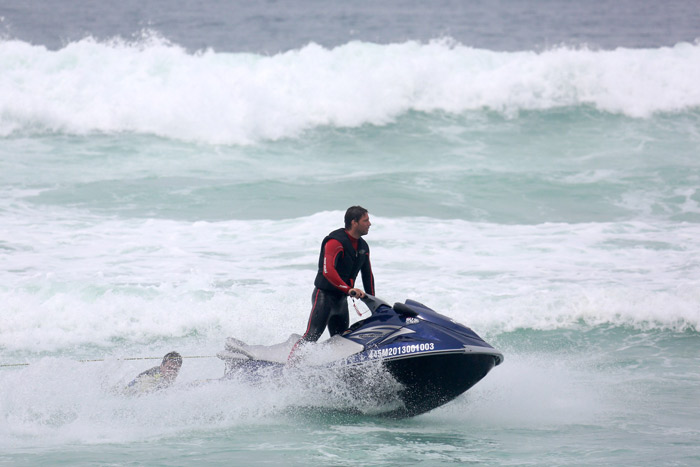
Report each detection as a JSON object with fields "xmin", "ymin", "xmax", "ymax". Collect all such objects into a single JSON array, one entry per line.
[{"xmin": 218, "ymin": 294, "xmax": 503, "ymax": 418}]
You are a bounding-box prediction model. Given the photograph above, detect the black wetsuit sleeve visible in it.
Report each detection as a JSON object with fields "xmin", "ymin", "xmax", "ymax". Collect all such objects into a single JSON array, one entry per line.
[{"xmin": 361, "ymin": 253, "xmax": 375, "ymax": 295}]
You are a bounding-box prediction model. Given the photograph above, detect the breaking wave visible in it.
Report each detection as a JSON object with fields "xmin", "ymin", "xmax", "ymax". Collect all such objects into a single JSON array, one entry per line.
[{"xmin": 2, "ymin": 36, "xmax": 699, "ymax": 144}]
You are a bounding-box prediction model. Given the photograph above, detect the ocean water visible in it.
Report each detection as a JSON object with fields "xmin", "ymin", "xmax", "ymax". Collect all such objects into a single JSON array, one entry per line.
[{"xmin": 1, "ymin": 1, "xmax": 700, "ymax": 465}]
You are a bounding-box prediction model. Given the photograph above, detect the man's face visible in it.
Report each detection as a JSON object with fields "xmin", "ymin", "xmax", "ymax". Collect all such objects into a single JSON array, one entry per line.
[{"xmin": 354, "ymin": 213, "xmax": 371, "ymax": 236}]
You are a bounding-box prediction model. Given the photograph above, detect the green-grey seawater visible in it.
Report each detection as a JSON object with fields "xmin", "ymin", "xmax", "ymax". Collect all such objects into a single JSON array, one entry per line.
[{"xmin": 2, "ymin": 1, "xmax": 700, "ymax": 465}]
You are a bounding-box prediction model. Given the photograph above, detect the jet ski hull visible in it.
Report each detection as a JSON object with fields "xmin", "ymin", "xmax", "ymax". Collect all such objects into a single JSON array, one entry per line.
[
  {"xmin": 381, "ymin": 351, "xmax": 498, "ymax": 417},
  {"xmin": 218, "ymin": 295, "xmax": 503, "ymax": 418}
]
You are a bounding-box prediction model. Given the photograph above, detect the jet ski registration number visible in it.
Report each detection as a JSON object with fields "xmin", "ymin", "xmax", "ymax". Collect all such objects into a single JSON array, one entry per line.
[{"xmin": 369, "ymin": 343, "xmax": 435, "ymax": 359}]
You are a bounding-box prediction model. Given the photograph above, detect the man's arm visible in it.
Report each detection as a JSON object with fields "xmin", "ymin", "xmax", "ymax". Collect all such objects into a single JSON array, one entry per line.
[
  {"xmin": 322, "ymin": 239, "xmax": 352, "ymax": 294},
  {"xmin": 360, "ymin": 254, "xmax": 375, "ymax": 296}
]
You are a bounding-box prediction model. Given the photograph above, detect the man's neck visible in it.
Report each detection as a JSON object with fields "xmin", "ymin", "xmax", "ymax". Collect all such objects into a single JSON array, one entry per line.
[{"xmin": 344, "ymin": 229, "xmax": 360, "ymax": 249}]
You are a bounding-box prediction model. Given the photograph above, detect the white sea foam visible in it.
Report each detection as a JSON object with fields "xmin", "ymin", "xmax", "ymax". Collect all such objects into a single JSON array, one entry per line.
[
  {"xmin": 0, "ymin": 356, "xmax": 287, "ymax": 446},
  {"xmin": 1, "ymin": 37, "xmax": 699, "ymax": 144},
  {"xmin": 1, "ymin": 207, "xmax": 699, "ymax": 353},
  {"xmin": 0, "ymin": 346, "xmax": 401, "ymax": 447}
]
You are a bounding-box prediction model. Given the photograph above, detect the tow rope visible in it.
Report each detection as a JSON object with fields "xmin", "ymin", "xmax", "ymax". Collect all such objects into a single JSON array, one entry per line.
[{"xmin": 0, "ymin": 355, "xmax": 216, "ymax": 368}]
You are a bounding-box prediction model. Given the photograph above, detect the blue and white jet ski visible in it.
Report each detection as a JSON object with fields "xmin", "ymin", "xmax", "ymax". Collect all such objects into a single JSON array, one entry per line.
[{"xmin": 217, "ymin": 294, "xmax": 503, "ymax": 418}]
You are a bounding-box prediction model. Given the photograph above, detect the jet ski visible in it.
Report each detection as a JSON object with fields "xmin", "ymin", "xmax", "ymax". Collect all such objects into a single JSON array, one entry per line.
[{"xmin": 217, "ymin": 294, "xmax": 503, "ymax": 418}]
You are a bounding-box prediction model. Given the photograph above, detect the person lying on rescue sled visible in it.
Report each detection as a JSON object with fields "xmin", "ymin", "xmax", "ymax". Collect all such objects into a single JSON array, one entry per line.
[{"xmin": 123, "ymin": 351, "xmax": 182, "ymax": 395}]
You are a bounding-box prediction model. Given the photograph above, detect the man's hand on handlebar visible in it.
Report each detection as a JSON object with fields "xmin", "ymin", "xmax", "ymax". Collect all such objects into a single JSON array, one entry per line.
[{"xmin": 348, "ymin": 288, "xmax": 365, "ymax": 298}]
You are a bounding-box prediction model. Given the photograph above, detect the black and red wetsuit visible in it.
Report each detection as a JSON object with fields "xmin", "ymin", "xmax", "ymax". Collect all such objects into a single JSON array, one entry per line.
[{"xmin": 290, "ymin": 228, "xmax": 375, "ymax": 357}]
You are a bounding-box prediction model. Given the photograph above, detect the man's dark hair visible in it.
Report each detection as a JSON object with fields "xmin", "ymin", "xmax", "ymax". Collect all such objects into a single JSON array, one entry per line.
[
  {"xmin": 162, "ymin": 351, "xmax": 182, "ymax": 367},
  {"xmin": 344, "ymin": 206, "xmax": 368, "ymax": 229}
]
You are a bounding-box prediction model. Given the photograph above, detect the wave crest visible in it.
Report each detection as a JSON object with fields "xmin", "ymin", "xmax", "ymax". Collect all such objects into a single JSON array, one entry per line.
[{"xmin": 2, "ymin": 37, "xmax": 699, "ymax": 144}]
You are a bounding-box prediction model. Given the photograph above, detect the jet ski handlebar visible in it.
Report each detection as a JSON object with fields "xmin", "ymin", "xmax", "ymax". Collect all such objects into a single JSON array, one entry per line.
[
  {"xmin": 350, "ymin": 291, "xmax": 422, "ymax": 318},
  {"xmin": 349, "ymin": 290, "xmax": 387, "ymax": 312}
]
